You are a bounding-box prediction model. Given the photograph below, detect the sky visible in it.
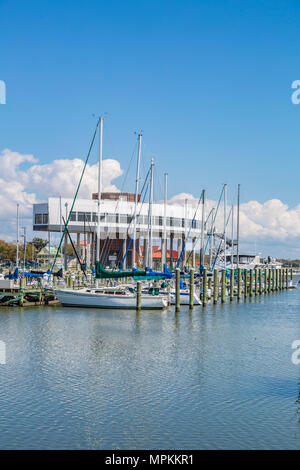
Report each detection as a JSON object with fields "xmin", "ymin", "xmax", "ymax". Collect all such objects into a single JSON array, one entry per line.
[{"xmin": 1, "ymin": 0, "xmax": 300, "ymax": 257}]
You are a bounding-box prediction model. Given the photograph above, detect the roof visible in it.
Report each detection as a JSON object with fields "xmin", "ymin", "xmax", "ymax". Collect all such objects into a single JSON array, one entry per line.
[{"xmin": 37, "ymin": 246, "xmax": 60, "ymax": 256}]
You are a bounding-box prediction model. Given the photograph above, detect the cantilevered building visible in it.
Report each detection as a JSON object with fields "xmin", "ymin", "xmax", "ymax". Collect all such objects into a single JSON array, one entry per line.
[{"xmin": 33, "ymin": 192, "xmax": 202, "ymax": 269}]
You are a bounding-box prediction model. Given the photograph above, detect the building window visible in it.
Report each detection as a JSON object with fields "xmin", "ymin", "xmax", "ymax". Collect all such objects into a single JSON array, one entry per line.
[
  {"xmin": 35, "ymin": 214, "xmax": 43, "ymax": 224},
  {"xmin": 119, "ymin": 215, "xmax": 127, "ymax": 224},
  {"xmin": 107, "ymin": 214, "xmax": 117, "ymax": 223},
  {"xmin": 158, "ymin": 216, "xmax": 163, "ymax": 226},
  {"xmin": 70, "ymin": 211, "xmax": 76, "ymax": 221},
  {"xmin": 92, "ymin": 213, "xmax": 105, "ymax": 222},
  {"xmin": 42, "ymin": 214, "xmax": 48, "ymax": 224}
]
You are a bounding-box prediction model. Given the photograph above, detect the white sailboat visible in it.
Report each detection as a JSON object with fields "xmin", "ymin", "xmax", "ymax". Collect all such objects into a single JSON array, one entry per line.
[
  {"xmin": 54, "ymin": 286, "xmax": 168, "ymax": 309},
  {"xmin": 169, "ymin": 289, "xmax": 201, "ymax": 305},
  {"xmin": 55, "ymin": 119, "xmax": 168, "ymax": 310}
]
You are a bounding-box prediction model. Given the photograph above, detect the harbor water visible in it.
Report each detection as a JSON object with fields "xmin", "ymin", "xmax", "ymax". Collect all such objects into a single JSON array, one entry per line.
[{"xmin": 0, "ymin": 284, "xmax": 299, "ymax": 449}]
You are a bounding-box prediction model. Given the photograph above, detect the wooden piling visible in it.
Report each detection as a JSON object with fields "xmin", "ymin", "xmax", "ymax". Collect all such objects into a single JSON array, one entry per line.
[
  {"xmin": 286, "ymin": 268, "xmax": 289, "ymax": 289},
  {"xmin": 221, "ymin": 270, "xmax": 226, "ymax": 303},
  {"xmin": 259, "ymin": 268, "xmax": 263, "ymax": 295},
  {"xmin": 264, "ymin": 269, "xmax": 267, "ymax": 294},
  {"xmin": 275, "ymin": 268, "xmax": 278, "ymax": 291},
  {"xmin": 255, "ymin": 268, "xmax": 258, "ymax": 296},
  {"xmin": 244, "ymin": 269, "xmax": 247, "ymax": 300},
  {"xmin": 237, "ymin": 268, "xmax": 241, "ymax": 301},
  {"xmin": 136, "ymin": 281, "xmax": 142, "ymax": 310},
  {"xmin": 213, "ymin": 269, "xmax": 218, "ymax": 304},
  {"xmin": 202, "ymin": 268, "xmax": 207, "ymax": 307},
  {"xmin": 230, "ymin": 268, "xmax": 234, "ymax": 302},
  {"xmin": 189, "ymin": 268, "xmax": 195, "ymax": 309},
  {"xmin": 175, "ymin": 268, "xmax": 180, "ymax": 312},
  {"xmin": 249, "ymin": 269, "xmax": 253, "ymax": 298}
]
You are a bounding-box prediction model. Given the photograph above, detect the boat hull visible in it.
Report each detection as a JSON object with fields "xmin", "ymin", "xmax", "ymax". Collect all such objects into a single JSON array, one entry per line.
[
  {"xmin": 54, "ymin": 289, "xmax": 168, "ymax": 309},
  {"xmin": 170, "ymin": 291, "xmax": 201, "ymax": 305}
]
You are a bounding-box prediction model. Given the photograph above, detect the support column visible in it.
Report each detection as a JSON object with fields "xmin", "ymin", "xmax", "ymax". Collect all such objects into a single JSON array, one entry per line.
[
  {"xmin": 91, "ymin": 232, "xmax": 95, "ymax": 265},
  {"xmin": 170, "ymin": 233, "xmax": 174, "ymax": 269},
  {"xmin": 77, "ymin": 233, "xmax": 81, "ymax": 269},
  {"xmin": 87, "ymin": 232, "xmax": 91, "ymax": 267},
  {"xmin": 177, "ymin": 238, "xmax": 182, "ymax": 268},
  {"xmin": 64, "ymin": 232, "xmax": 68, "ymax": 271},
  {"xmin": 182, "ymin": 234, "xmax": 186, "ymax": 268},
  {"xmin": 161, "ymin": 236, "xmax": 165, "ymax": 271},
  {"xmin": 192, "ymin": 238, "xmax": 196, "ymax": 269},
  {"xmin": 122, "ymin": 238, "xmax": 127, "ymax": 270},
  {"xmin": 143, "ymin": 238, "xmax": 148, "ymax": 268}
]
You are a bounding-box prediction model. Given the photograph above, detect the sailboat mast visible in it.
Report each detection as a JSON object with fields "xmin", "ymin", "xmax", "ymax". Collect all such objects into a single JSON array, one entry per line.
[
  {"xmin": 163, "ymin": 172, "xmax": 168, "ymax": 266},
  {"xmin": 96, "ymin": 116, "xmax": 103, "ymax": 263},
  {"xmin": 148, "ymin": 158, "xmax": 154, "ymax": 268},
  {"xmin": 16, "ymin": 203, "xmax": 19, "ymax": 268},
  {"xmin": 231, "ymin": 204, "xmax": 234, "ymax": 267},
  {"xmin": 132, "ymin": 133, "xmax": 142, "ymax": 267},
  {"xmin": 200, "ymin": 189, "xmax": 205, "ymax": 268},
  {"xmin": 224, "ymin": 184, "xmax": 227, "ymax": 269},
  {"xmin": 237, "ymin": 183, "xmax": 240, "ymax": 269},
  {"xmin": 209, "ymin": 208, "xmax": 214, "ymax": 269}
]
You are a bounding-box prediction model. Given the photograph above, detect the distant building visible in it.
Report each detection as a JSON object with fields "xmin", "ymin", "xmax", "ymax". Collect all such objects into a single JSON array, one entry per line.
[
  {"xmin": 37, "ymin": 246, "xmax": 62, "ymax": 266},
  {"xmin": 33, "ymin": 192, "xmax": 201, "ymax": 269}
]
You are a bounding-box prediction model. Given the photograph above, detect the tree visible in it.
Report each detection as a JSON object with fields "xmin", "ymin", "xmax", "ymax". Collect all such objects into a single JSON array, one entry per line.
[{"xmin": 31, "ymin": 237, "xmax": 48, "ymax": 253}]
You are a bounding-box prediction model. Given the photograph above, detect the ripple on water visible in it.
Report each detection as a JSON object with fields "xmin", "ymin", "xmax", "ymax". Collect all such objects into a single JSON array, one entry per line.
[{"xmin": 0, "ymin": 290, "xmax": 299, "ymax": 449}]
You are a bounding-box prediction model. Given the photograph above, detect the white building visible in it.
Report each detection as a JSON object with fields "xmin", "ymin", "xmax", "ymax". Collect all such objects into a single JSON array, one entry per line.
[{"xmin": 33, "ymin": 192, "xmax": 203, "ymax": 269}]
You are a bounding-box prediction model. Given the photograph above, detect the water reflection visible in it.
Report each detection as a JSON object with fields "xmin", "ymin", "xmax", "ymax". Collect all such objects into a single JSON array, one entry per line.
[{"xmin": 0, "ymin": 289, "xmax": 299, "ymax": 449}]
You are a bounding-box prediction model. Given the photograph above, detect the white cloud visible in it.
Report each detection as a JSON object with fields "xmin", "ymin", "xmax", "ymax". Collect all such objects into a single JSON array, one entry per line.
[
  {"xmin": 0, "ymin": 149, "xmax": 299, "ymax": 257},
  {"xmin": 0, "ymin": 148, "xmax": 123, "ymax": 241},
  {"xmin": 167, "ymin": 192, "xmax": 300, "ymax": 258}
]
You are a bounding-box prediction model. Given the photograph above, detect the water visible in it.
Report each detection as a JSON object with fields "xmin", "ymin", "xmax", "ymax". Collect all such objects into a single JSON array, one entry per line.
[{"xmin": 0, "ymin": 284, "xmax": 299, "ymax": 449}]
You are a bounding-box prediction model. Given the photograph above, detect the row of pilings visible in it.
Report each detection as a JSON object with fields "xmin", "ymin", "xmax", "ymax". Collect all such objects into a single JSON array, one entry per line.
[{"xmin": 175, "ymin": 267, "xmax": 293, "ymax": 311}]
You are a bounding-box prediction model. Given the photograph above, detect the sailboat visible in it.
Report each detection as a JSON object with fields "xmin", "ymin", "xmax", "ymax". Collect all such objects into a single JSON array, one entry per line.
[{"xmin": 54, "ymin": 119, "xmax": 168, "ymax": 309}]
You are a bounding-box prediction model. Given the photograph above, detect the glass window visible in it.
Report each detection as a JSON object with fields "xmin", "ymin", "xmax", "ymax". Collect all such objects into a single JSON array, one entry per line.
[
  {"xmin": 107, "ymin": 214, "xmax": 117, "ymax": 223},
  {"xmin": 35, "ymin": 214, "xmax": 42, "ymax": 224},
  {"xmin": 42, "ymin": 214, "xmax": 48, "ymax": 224},
  {"xmin": 158, "ymin": 216, "xmax": 163, "ymax": 226},
  {"xmin": 92, "ymin": 213, "xmax": 105, "ymax": 222},
  {"xmin": 119, "ymin": 215, "xmax": 127, "ymax": 224},
  {"xmin": 70, "ymin": 211, "xmax": 76, "ymax": 221}
]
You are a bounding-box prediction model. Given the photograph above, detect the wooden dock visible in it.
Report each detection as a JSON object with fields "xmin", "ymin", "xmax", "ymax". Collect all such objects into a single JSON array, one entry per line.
[{"xmin": 0, "ymin": 287, "xmax": 59, "ymax": 307}]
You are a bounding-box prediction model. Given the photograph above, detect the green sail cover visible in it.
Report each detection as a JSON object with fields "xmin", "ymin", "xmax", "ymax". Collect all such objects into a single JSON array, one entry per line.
[{"xmin": 95, "ymin": 262, "xmax": 147, "ymax": 279}]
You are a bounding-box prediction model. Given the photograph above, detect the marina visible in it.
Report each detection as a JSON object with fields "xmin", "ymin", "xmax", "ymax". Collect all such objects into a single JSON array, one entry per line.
[
  {"xmin": 0, "ymin": 283, "xmax": 299, "ymax": 450},
  {"xmin": 2, "ymin": 0, "xmax": 300, "ymax": 453}
]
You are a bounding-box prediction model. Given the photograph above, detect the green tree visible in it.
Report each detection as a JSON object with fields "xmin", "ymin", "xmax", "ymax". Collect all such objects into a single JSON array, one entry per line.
[{"xmin": 31, "ymin": 237, "xmax": 48, "ymax": 253}]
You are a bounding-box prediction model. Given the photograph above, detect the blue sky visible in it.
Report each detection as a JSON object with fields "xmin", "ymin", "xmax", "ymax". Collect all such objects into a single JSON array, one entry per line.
[{"xmin": 1, "ymin": 0, "xmax": 300, "ymax": 255}]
